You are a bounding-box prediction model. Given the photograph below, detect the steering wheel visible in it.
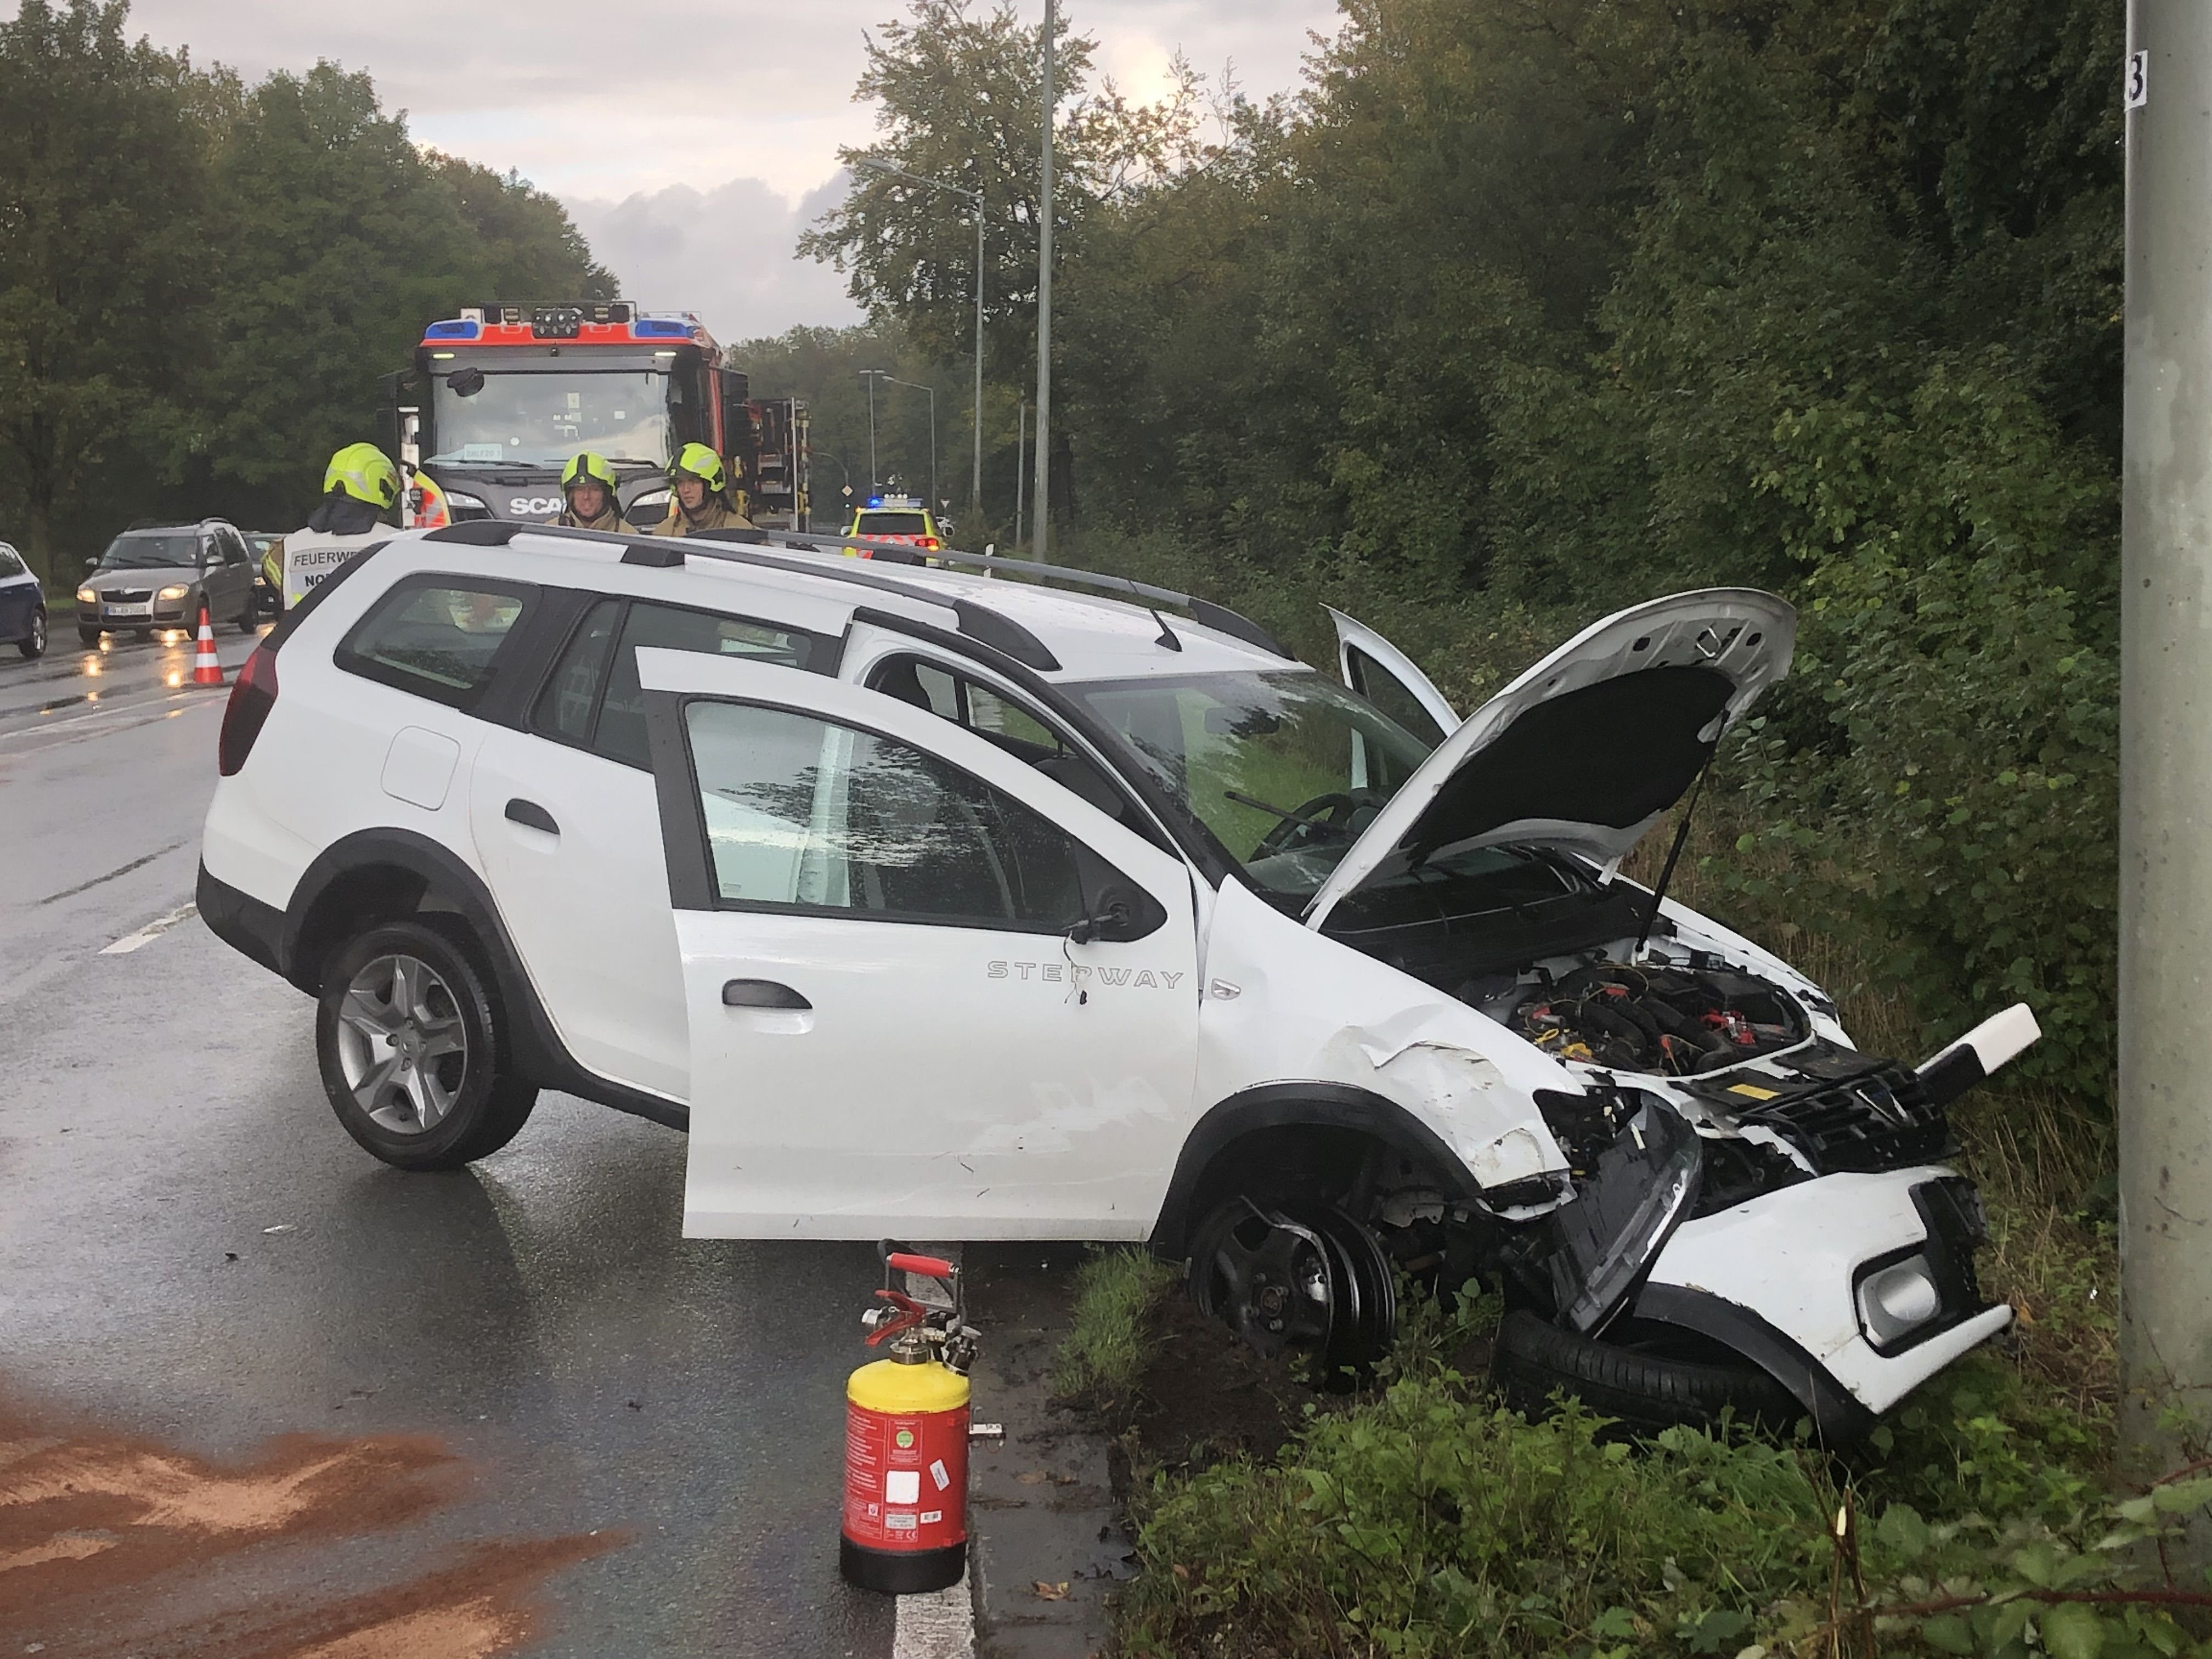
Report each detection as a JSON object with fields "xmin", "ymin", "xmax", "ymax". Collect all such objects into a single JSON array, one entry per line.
[{"xmin": 1253, "ymin": 792, "xmax": 1365, "ymax": 859}]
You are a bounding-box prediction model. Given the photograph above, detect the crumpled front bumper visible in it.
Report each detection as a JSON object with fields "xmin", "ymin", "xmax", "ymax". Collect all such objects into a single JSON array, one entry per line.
[{"xmin": 1633, "ymin": 1166, "xmax": 2011, "ymax": 1436}]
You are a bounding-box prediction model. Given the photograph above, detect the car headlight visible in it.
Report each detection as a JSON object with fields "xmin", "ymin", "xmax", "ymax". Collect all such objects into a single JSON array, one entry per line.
[
  {"xmin": 76, "ymin": 586, "xmax": 97, "ymax": 604},
  {"xmin": 442, "ymin": 489, "xmax": 488, "ymax": 511},
  {"xmin": 157, "ymin": 583, "xmax": 190, "ymax": 601}
]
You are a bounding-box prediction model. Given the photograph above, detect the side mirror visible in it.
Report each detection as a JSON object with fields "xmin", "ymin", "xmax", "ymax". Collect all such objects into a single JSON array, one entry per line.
[
  {"xmin": 1069, "ymin": 878, "xmax": 1165, "ymax": 945},
  {"xmin": 83, "ymin": 555, "xmax": 99, "ymax": 570}
]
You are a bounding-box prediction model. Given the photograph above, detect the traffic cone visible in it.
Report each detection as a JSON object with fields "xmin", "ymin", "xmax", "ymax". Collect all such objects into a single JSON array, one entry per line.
[{"xmin": 191, "ymin": 601, "xmax": 224, "ymax": 686}]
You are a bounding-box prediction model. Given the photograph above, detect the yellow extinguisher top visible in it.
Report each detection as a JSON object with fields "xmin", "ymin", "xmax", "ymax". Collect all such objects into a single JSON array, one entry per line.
[{"xmin": 848, "ymin": 1356, "xmax": 970, "ymax": 1415}]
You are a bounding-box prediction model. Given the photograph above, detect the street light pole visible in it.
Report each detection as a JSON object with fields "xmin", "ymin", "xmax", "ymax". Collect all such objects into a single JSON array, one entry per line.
[
  {"xmin": 2121, "ymin": 0, "xmax": 2212, "ymax": 1534},
  {"xmin": 851, "ymin": 155, "xmax": 986, "ymax": 525},
  {"xmin": 1032, "ymin": 0, "xmax": 1056, "ymax": 563}
]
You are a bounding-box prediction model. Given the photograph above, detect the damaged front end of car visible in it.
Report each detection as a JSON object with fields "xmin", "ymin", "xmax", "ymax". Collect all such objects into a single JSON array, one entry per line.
[{"xmin": 1482, "ymin": 1001, "xmax": 2034, "ymax": 1437}]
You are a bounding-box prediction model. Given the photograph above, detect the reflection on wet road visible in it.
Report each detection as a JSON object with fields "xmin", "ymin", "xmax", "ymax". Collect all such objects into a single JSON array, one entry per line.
[{"xmin": 0, "ymin": 627, "xmax": 896, "ymax": 1655}]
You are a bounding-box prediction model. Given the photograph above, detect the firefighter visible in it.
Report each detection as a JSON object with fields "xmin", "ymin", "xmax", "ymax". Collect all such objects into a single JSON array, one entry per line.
[
  {"xmin": 555, "ymin": 452, "xmax": 635, "ymax": 532},
  {"xmin": 655, "ymin": 442, "xmax": 754, "ymax": 537},
  {"xmin": 281, "ymin": 444, "xmax": 400, "ymax": 608}
]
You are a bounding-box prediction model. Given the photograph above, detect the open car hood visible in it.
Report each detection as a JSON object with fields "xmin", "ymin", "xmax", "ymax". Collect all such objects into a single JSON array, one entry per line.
[{"xmin": 1304, "ymin": 589, "xmax": 1795, "ymax": 930}]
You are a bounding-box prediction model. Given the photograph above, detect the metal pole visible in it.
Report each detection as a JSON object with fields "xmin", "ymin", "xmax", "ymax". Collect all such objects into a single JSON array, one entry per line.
[
  {"xmin": 1015, "ymin": 401, "xmax": 1027, "ymax": 551},
  {"xmin": 928, "ymin": 386, "xmax": 938, "ymax": 512},
  {"xmin": 2120, "ymin": 0, "xmax": 2212, "ymax": 1532},
  {"xmin": 1031, "ymin": 0, "xmax": 1055, "ymax": 563},
  {"xmin": 864, "ymin": 371, "xmax": 879, "ymax": 493},
  {"xmin": 973, "ymin": 200, "xmax": 986, "ymax": 520}
]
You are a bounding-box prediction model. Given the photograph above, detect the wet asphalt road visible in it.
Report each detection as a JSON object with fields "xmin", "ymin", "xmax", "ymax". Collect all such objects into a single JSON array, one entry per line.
[{"xmin": 1, "ymin": 628, "xmax": 898, "ymax": 1654}]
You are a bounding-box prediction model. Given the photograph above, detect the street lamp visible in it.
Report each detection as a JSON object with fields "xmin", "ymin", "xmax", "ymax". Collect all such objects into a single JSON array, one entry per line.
[
  {"xmin": 878, "ymin": 376, "xmax": 938, "ymax": 516},
  {"xmin": 852, "ymin": 154, "xmax": 985, "ymax": 526}
]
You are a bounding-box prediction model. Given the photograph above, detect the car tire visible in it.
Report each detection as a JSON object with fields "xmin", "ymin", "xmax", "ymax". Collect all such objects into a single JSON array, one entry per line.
[
  {"xmin": 235, "ymin": 596, "xmax": 258, "ymax": 635},
  {"xmin": 315, "ymin": 919, "xmax": 539, "ymax": 1171},
  {"xmin": 77, "ymin": 624, "xmax": 100, "ymax": 647},
  {"xmin": 18, "ymin": 608, "xmax": 45, "ymax": 659},
  {"xmin": 1490, "ymin": 1310, "xmax": 1805, "ymax": 1435}
]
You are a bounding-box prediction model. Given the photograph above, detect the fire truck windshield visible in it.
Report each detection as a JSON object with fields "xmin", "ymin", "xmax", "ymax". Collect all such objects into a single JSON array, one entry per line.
[{"xmin": 427, "ymin": 359, "xmax": 673, "ymax": 469}]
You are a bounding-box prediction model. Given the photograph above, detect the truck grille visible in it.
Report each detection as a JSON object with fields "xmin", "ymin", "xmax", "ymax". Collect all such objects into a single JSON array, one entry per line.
[{"xmin": 1731, "ymin": 1064, "xmax": 1953, "ymax": 1173}]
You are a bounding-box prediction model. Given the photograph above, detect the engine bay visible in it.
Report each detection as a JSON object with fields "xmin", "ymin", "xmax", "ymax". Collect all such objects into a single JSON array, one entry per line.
[{"xmin": 1467, "ymin": 957, "xmax": 1812, "ymax": 1076}]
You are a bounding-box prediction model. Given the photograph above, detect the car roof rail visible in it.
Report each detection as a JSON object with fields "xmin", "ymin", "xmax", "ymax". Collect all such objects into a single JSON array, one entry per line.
[
  {"xmin": 774, "ymin": 529, "xmax": 1295, "ymax": 659},
  {"xmin": 420, "ymin": 520, "xmax": 1062, "ymax": 672}
]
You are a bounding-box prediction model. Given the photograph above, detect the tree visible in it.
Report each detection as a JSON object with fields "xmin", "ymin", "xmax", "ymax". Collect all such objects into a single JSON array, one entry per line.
[{"xmin": 0, "ymin": 0, "xmax": 210, "ymax": 582}]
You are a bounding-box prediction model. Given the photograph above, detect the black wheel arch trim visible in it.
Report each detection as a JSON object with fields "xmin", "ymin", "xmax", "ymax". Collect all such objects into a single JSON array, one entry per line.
[
  {"xmin": 1632, "ymin": 1280, "xmax": 1877, "ymax": 1441},
  {"xmin": 274, "ymin": 828, "xmax": 689, "ymax": 1132},
  {"xmin": 1149, "ymin": 1081, "xmax": 1481, "ymax": 1257}
]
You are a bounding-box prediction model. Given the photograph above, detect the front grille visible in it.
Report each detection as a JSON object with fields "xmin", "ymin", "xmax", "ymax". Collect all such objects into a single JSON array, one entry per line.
[
  {"xmin": 105, "ymin": 588, "xmax": 153, "ymax": 603},
  {"xmin": 1730, "ymin": 1064, "xmax": 1953, "ymax": 1173}
]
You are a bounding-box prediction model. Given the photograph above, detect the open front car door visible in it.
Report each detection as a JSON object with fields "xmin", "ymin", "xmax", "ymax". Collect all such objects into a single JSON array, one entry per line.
[
  {"xmin": 636, "ymin": 646, "xmax": 1201, "ymax": 1240},
  {"xmin": 1326, "ymin": 605, "xmax": 1460, "ymax": 744}
]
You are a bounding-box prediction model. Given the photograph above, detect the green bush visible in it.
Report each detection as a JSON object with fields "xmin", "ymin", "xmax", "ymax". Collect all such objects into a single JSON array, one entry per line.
[{"xmin": 1054, "ymin": 1246, "xmax": 1177, "ymax": 1406}]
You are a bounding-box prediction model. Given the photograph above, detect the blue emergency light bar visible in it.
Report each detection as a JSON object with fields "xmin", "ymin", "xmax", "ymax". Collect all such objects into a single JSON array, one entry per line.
[
  {"xmin": 423, "ymin": 319, "xmax": 481, "ymax": 341},
  {"xmin": 631, "ymin": 318, "xmax": 696, "ymax": 339}
]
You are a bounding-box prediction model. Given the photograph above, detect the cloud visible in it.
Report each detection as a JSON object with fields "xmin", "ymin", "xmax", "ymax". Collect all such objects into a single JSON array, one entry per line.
[{"xmin": 566, "ymin": 173, "xmax": 865, "ymax": 345}]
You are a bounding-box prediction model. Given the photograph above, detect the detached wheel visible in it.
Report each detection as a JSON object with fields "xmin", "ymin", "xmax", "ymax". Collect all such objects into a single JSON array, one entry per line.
[
  {"xmin": 1190, "ymin": 1197, "xmax": 1397, "ymax": 1376},
  {"xmin": 1490, "ymin": 1310, "xmax": 1805, "ymax": 1435},
  {"xmin": 18, "ymin": 608, "xmax": 45, "ymax": 659},
  {"xmin": 315, "ymin": 920, "xmax": 538, "ymax": 1170}
]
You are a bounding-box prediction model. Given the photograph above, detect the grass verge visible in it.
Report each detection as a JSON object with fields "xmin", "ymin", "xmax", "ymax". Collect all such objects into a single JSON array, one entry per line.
[{"xmin": 1053, "ymin": 1248, "xmax": 1178, "ymax": 1410}]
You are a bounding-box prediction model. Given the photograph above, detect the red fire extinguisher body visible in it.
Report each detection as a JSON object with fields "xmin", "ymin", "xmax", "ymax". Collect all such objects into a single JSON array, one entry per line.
[{"xmin": 842, "ymin": 1355, "xmax": 969, "ymax": 1593}]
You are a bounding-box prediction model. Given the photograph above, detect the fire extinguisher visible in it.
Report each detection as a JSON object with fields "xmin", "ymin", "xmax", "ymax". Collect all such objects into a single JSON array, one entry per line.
[{"xmin": 840, "ymin": 1246, "xmax": 980, "ymax": 1595}]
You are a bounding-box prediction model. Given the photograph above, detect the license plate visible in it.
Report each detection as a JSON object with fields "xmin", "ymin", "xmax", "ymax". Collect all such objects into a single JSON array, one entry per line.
[{"xmin": 105, "ymin": 602, "xmax": 151, "ymax": 617}]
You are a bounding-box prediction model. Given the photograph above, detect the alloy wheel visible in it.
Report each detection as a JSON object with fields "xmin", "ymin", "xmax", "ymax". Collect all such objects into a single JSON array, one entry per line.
[{"xmin": 332, "ymin": 953, "xmax": 470, "ymax": 1135}]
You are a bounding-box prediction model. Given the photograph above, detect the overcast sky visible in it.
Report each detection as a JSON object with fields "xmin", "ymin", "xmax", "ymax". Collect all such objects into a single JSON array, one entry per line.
[{"xmin": 97, "ymin": 0, "xmax": 1342, "ymax": 343}]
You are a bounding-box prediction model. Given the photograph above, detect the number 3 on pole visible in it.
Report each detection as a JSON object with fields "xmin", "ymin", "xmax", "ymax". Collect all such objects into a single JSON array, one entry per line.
[{"xmin": 2128, "ymin": 49, "xmax": 2149, "ymax": 110}]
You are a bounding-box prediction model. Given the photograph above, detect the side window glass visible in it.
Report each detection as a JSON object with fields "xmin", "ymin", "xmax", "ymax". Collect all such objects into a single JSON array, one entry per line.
[
  {"xmin": 685, "ymin": 701, "xmax": 1087, "ymax": 933},
  {"xmin": 0, "ymin": 549, "xmax": 21, "ymax": 578},
  {"xmin": 533, "ymin": 599, "xmax": 622, "ymax": 743},
  {"xmin": 334, "ymin": 578, "xmax": 535, "ymax": 711},
  {"xmin": 597, "ymin": 602, "xmax": 815, "ymax": 769},
  {"xmin": 1347, "ymin": 646, "xmax": 1447, "ymax": 748}
]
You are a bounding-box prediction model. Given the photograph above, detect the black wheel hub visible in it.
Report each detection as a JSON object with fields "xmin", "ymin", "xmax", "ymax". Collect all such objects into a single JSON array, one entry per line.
[{"xmin": 1192, "ymin": 1198, "xmax": 1399, "ymax": 1372}]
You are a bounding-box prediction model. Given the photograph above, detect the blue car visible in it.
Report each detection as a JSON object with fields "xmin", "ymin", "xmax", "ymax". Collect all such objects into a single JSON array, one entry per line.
[{"xmin": 0, "ymin": 541, "xmax": 45, "ymax": 659}]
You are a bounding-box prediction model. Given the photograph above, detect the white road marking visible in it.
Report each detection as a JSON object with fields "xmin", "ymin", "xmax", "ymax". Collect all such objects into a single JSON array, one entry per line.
[
  {"xmin": 100, "ymin": 903, "xmax": 199, "ymax": 955},
  {"xmin": 891, "ymin": 1564, "xmax": 977, "ymax": 1659}
]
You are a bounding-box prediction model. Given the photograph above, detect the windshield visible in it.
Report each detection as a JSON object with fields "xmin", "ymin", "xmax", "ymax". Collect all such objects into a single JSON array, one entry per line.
[
  {"xmin": 428, "ymin": 363, "xmax": 672, "ymax": 468},
  {"xmin": 1071, "ymin": 670, "xmax": 1435, "ymax": 900},
  {"xmin": 98, "ymin": 534, "xmax": 198, "ymax": 570}
]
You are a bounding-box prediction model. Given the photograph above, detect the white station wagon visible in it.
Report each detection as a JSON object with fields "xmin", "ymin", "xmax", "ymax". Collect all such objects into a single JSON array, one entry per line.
[{"xmin": 197, "ymin": 521, "xmax": 2034, "ymax": 1434}]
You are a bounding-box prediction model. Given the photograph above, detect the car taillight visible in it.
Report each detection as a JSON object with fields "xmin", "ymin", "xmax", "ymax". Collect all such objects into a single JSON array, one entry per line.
[
  {"xmin": 918, "ymin": 536, "xmax": 941, "ymax": 550},
  {"xmin": 218, "ymin": 645, "xmax": 278, "ymax": 776}
]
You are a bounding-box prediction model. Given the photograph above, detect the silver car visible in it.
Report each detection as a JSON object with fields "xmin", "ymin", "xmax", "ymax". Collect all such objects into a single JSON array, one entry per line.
[{"xmin": 76, "ymin": 522, "xmax": 260, "ymax": 646}]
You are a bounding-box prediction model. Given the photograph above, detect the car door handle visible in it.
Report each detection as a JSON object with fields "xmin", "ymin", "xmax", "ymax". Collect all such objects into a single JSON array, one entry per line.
[
  {"xmin": 504, "ymin": 797, "xmax": 559, "ymax": 835},
  {"xmin": 722, "ymin": 979, "xmax": 811, "ymax": 1010}
]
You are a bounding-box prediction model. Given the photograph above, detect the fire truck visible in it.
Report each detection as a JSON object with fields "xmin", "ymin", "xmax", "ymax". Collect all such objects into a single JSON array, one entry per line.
[{"xmin": 379, "ymin": 301, "xmax": 809, "ymax": 532}]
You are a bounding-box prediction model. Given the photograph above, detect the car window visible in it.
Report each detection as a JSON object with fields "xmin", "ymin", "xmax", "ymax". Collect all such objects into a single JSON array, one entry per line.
[
  {"xmin": 98, "ymin": 533, "xmax": 199, "ymax": 569},
  {"xmin": 223, "ymin": 529, "xmax": 250, "ymax": 565},
  {"xmin": 856, "ymin": 512, "xmax": 929, "ymax": 536},
  {"xmin": 684, "ymin": 700, "xmax": 1087, "ymax": 932},
  {"xmin": 867, "ymin": 656, "xmax": 1064, "ymax": 762},
  {"xmin": 533, "ymin": 599, "xmax": 622, "ymax": 743},
  {"xmin": 334, "ymin": 578, "xmax": 537, "ymax": 712},
  {"xmin": 594, "ymin": 601, "xmax": 818, "ymax": 769},
  {"xmin": 0, "ymin": 548, "xmax": 22, "ymax": 578},
  {"xmin": 1346, "ymin": 645, "xmax": 1447, "ymax": 747}
]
